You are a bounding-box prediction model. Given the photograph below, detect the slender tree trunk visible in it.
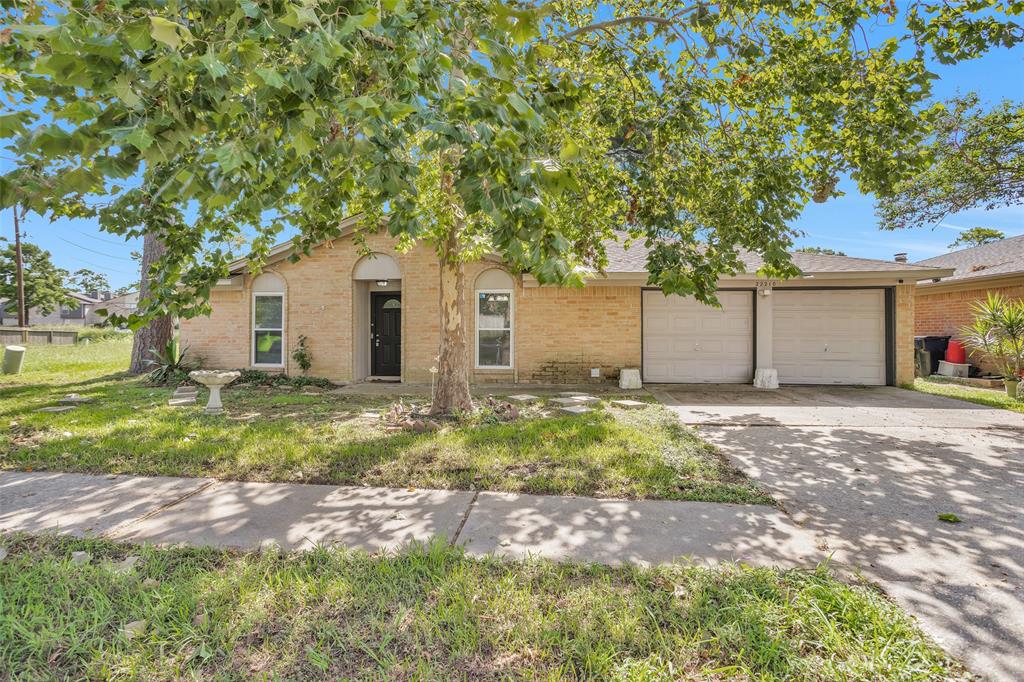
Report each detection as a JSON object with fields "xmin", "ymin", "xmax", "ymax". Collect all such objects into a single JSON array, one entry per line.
[
  {"xmin": 129, "ymin": 231, "xmax": 173, "ymax": 374},
  {"xmin": 13, "ymin": 207, "xmax": 26, "ymax": 327},
  {"xmin": 429, "ymin": 23, "xmax": 474, "ymax": 416},
  {"xmin": 431, "ymin": 238, "xmax": 473, "ymax": 415},
  {"xmin": 430, "ymin": 158, "xmax": 473, "ymax": 415}
]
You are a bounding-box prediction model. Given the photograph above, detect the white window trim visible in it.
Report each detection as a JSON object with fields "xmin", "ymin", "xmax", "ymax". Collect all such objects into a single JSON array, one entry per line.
[
  {"xmin": 252, "ymin": 292, "xmax": 285, "ymax": 368},
  {"xmin": 475, "ymin": 289, "xmax": 514, "ymax": 369}
]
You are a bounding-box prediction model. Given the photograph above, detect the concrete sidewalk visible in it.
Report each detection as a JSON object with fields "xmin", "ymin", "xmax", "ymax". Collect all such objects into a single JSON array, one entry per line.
[{"xmin": 0, "ymin": 470, "xmax": 822, "ymax": 568}]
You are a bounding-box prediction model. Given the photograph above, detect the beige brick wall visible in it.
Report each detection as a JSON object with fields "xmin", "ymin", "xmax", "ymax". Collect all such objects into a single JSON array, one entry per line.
[
  {"xmin": 180, "ymin": 232, "xmax": 642, "ymax": 384},
  {"xmin": 516, "ymin": 284, "xmax": 641, "ymax": 383},
  {"xmin": 895, "ymin": 283, "xmax": 915, "ymax": 385},
  {"xmin": 182, "ymin": 231, "xmax": 437, "ymax": 381},
  {"xmin": 914, "ymin": 277, "xmax": 1024, "ymax": 374}
]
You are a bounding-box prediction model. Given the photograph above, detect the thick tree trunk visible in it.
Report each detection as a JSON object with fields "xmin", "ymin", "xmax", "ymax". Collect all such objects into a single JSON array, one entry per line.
[
  {"xmin": 129, "ymin": 231, "xmax": 173, "ymax": 375},
  {"xmin": 430, "ymin": 232, "xmax": 473, "ymax": 416}
]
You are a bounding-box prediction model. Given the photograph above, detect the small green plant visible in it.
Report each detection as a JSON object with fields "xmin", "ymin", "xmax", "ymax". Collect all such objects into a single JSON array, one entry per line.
[
  {"xmin": 291, "ymin": 335, "xmax": 312, "ymax": 373},
  {"xmin": 144, "ymin": 339, "xmax": 198, "ymax": 385},
  {"xmin": 235, "ymin": 367, "xmax": 331, "ymax": 389},
  {"xmin": 937, "ymin": 513, "xmax": 962, "ymax": 524},
  {"xmin": 960, "ymin": 293, "xmax": 1024, "ymax": 384}
]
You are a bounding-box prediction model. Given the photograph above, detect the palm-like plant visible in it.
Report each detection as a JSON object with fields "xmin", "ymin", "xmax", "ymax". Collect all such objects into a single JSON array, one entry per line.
[
  {"xmin": 959, "ymin": 293, "xmax": 1024, "ymax": 381},
  {"xmin": 144, "ymin": 338, "xmax": 198, "ymax": 385}
]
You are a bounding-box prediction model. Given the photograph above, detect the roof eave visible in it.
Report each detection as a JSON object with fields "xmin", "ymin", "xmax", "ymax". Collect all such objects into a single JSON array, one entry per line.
[
  {"xmin": 575, "ymin": 268, "xmax": 953, "ymax": 282},
  {"xmin": 917, "ymin": 269, "xmax": 1024, "ymax": 289}
]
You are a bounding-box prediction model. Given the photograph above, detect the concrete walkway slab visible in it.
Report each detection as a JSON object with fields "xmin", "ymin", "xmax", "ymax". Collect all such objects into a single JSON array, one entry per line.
[
  {"xmin": 0, "ymin": 472, "xmax": 210, "ymax": 537},
  {"xmin": 113, "ymin": 480, "xmax": 475, "ymax": 552},
  {"xmin": 0, "ymin": 471, "xmax": 819, "ymax": 571},
  {"xmin": 651, "ymin": 384, "xmax": 1024, "ymax": 429},
  {"xmin": 459, "ymin": 492, "xmax": 822, "ymax": 568}
]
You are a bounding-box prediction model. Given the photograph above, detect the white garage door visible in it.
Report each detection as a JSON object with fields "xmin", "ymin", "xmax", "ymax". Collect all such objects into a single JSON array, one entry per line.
[
  {"xmin": 773, "ymin": 289, "xmax": 886, "ymax": 385},
  {"xmin": 643, "ymin": 290, "xmax": 753, "ymax": 383}
]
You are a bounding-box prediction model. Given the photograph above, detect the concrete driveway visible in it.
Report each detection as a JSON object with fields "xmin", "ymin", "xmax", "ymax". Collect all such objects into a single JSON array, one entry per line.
[{"xmin": 651, "ymin": 384, "xmax": 1024, "ymax": 682}]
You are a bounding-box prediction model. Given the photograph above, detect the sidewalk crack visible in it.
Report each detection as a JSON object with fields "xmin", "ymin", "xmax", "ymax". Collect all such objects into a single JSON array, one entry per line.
[
  {"xmin": 450, "ymin": 490, "xmax": 480, "ymax": 547},
  {"xmin": 102, "ymin": 479, "xmax": 217, "ymax": 540}
]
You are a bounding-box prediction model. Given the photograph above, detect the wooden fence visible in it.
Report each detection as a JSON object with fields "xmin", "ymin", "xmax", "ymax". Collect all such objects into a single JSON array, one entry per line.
[{"xmin": 0, "ymin": 328, "xmax": 79, "ymax": 346}]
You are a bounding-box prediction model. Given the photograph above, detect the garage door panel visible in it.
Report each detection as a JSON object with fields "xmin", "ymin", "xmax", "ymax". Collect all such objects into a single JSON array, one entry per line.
[
  {"xmin": 643, "ymin": 291, "xmax": 753, "ymax": 383},
  {"xmin": 773, "ymin": 290, "xmax": 886, "ymax": 385}
]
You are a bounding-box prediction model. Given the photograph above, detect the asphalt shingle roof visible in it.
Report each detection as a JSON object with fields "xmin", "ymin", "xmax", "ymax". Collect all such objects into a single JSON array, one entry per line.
[
  {"xmin": 602, "ymin": 236, "xmax": 940, "ymax": 274},
  {"xmin": 914, "ymin": 235, "xmax": 1024, "ymax": 283}
]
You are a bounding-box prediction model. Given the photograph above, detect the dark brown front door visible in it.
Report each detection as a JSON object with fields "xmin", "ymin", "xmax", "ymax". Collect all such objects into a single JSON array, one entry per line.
[{"xmin": 371, "ymin": 292, "xmax": 401, "ymax": 377}]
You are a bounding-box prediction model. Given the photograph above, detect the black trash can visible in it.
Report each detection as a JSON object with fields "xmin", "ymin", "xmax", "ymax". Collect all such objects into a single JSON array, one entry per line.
[{"xmin": 914, "ymin": 336, "xmax": 951, "ymax": 376}]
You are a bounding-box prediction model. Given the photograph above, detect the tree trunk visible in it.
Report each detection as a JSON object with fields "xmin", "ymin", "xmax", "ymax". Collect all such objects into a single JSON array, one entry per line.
[
  {"xmin": 13, "ymin": 207, "xmax": 26, "ymax": 327},
  {"xmin": 129, "ymin": 231, "xmax": 173, "ymax": 374},
  {"xmin": 430, "ymin": 231, "xmax": 473, "ymax": 415},
  {"xmin": 429, "ymin": 25, "xmax": 474, "ymax": 416}
]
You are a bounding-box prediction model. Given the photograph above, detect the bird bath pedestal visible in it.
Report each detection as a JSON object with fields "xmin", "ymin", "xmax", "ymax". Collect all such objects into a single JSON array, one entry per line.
[{"xmin": 189, "ymin": 370, "xmax": 240, "ymax": 414}]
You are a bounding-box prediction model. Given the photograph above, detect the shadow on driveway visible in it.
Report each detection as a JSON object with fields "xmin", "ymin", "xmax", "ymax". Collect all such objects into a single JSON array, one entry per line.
[{"xmin": 654, "ymin": 384, "xmax": 1024, "ymax": 682}]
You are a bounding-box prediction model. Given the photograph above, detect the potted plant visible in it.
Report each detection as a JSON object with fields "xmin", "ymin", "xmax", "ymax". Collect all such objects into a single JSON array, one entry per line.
[{"xmin": 960, "ymin": 294, "xmax": 1024, "ymax": 398}]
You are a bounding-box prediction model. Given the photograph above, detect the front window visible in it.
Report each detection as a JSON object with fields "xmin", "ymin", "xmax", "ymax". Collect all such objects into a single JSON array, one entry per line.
[
  {"xmin": 253, "ymin": 294, "xmax": 284, "ymax": 365},
  {"xmin": 476, "ymin": 290, "xmax": 512, "ymax": 368}
]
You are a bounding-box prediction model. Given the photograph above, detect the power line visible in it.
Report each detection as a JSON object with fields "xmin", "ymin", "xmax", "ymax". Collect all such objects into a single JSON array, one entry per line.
[
  {"xmin": 60, "ymin": 253, "xmax": 138, "ymax": 276},
  {"xmin": 57, "ymin": 236, "xmax": 135, "ymax": 261},
  {"xmin": 77, "ymin": 231, "xmax": 138, "ymax": 247}
]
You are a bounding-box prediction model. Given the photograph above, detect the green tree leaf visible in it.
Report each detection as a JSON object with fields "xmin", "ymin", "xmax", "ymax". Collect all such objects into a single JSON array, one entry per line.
[{"xmin": 149, "ymin": 17, "xmax": 192, "ymax": 50}]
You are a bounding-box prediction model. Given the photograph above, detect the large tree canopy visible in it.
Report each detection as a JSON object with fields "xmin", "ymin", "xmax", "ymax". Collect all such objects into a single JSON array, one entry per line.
[
  {"xmin": 0, "ymin": 0, "xmax": 1020, "ymax": 409},
  {"xmin": 0, "ymin": 240, "xmax": 71, "ymax": 316},
  {"xmin": 877, "ymin": 94, "xmax": 1024, "ymax": 231}
]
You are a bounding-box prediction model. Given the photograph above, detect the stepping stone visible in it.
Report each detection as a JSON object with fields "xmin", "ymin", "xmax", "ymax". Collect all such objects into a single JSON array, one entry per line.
[
  {"xmin": 558, "ymin": 405, "xmax": 593, "ymax": 415},
  {"xmin": 70, "ymin": 551, "xmax": 92, "ymax": 566},
  {"xmin": 570, "ymin": 396, "xmax": 599, "ymax": 405},
  {"xmin": 507, "ymin": 394, "xmax": 540, "ymax": 403},
  {"xmin": 36, "ymin": 406, "xmax": 76, "ymax": 413},
  {"xmin": 549, "ymin": 397, "xmax": 583, "ymax": 406},
  {"xmin": 168, "ymin": 397, "xmax": 197, "ymax": 407},
  {"xmin": 611, "ymin": 399, "xmax": 647, "ymax": 410},
  {"xmin": 59, "ymin": 394, "xmax": 93, "ymax": 405}
]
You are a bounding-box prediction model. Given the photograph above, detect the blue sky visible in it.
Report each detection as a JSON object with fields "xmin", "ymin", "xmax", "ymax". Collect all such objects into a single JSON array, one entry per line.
[{"xmin": 3, "ymin": 15, "xmax": 1023, "ymax": 290}]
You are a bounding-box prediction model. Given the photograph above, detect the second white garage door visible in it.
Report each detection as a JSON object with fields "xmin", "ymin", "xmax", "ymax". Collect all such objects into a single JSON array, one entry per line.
[
  {"xmin": 773, "ymin": 289, "xmax": 887, "ymax": 385},
  {"xmin": 643, "ymin": 290, "xmax": 753, "ymax": 383}
]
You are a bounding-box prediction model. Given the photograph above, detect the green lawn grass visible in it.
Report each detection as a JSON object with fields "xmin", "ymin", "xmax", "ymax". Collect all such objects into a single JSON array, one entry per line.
[
  {"xmin": 1, "ymin": 339, "xmax": 770, "ymax": 503},
  {"xmin": 0, "ymin": 535, "xmax": 956, "ymax": 681},
  {"xmin": 907, "ymin": 377, "xmax": 1024, "ymax": 414}
]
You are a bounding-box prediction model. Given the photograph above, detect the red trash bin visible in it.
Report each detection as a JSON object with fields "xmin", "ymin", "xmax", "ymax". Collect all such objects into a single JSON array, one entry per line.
[{"xmin": 946, "ymin": 339, "xmax": 967, "ymax": 364}]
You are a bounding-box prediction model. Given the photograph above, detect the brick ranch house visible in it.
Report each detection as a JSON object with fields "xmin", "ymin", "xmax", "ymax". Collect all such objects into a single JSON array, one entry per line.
[
  {"xmin": 914, "ymin": 234, "xmax": 1024, "ymax": 374},
  {"xmin": 180, "ymin": 221, "xmax": 952, "ymax": 387}
]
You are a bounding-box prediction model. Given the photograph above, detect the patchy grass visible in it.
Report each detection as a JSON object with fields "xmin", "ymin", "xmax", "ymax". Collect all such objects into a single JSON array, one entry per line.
[
  {"xmin": 907, "ymin": 377, "xmax": 1024, "ymax": 414},
  {"xmin": 0, "ymin": 535, "xmax": 957, "ymax": 681},
  {"xmin": 0, "ymin": 340, "xmax": 770, "ymax": 503},
  {"xmin": 0, "ymin": 336, "xmax": 134, "ymax": 385}
]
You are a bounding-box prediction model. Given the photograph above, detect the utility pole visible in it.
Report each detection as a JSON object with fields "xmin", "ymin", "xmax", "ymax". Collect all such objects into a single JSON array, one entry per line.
[{"xmin": 13, "ymin": 206, "xmax": 26, "ymax": 327}]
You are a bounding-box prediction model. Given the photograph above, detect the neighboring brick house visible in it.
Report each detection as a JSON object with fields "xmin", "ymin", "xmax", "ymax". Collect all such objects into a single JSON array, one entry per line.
[
  {"xmin": 914, "ymin": 235, "xmax": 1024, "ymax": 374},
  {"xmin": 180, "ymin": 221, "xmax": 951, "ymax": 386}
]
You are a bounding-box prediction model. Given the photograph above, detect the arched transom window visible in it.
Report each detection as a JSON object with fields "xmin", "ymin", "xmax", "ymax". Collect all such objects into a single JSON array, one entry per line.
[
  {"xmin": 475, "ymin": 269, "xmax": 514, "ymax": 368},
  {"xmin": 252, "ymin": 273, "xmax": 285, "ymax": 367}
]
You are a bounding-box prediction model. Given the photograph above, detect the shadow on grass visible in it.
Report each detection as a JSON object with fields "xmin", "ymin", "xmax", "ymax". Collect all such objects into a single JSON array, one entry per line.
[{"xmin": 0, "ymin": 534, "xmax": 955, "ymax": 681}]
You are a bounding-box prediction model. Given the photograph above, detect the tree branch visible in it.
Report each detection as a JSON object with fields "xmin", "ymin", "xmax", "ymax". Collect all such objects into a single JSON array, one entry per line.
[{"xmin": 561, "ymin": 14, "xmax": 683, "ymax": 40}]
